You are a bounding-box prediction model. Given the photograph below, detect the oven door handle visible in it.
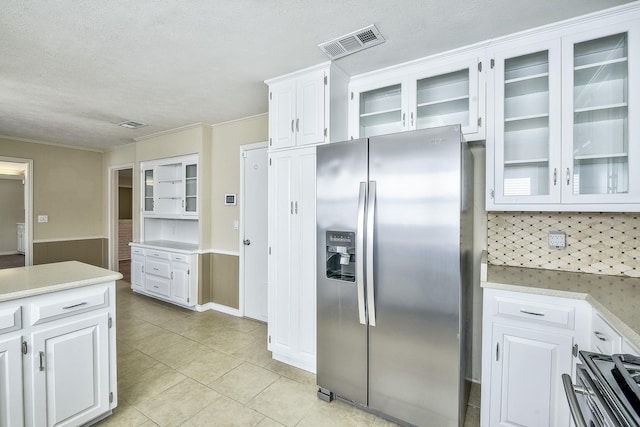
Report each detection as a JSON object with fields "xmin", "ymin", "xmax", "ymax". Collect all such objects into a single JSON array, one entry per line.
[{"xmin": 562, "ymin": 374, "xmax": 588, "ymax": 427}]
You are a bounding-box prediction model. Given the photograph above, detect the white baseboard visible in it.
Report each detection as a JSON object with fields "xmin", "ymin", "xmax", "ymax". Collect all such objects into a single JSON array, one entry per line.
[
  {"xmin": 194, "ymin": 302, "xmax": 242, "ymax": 317},
  {"xmin": 272, "ymin": 352, "xmax": 316, "ymax": 374}
]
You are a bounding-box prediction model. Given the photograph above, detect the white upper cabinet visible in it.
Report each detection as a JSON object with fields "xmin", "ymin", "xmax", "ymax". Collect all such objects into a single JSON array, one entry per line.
[
  {"xmin": 266, "ymin": 62, "xmax": 348, "ymax": 150},
  {"xmin": 140, "ymin": 154, "xmax": 198, "ymax": 218},
  {"xmin": 487, "ymin": 12, "xmax": 640, "ymax": 211},
  {"xmin": 349, "ymin": 51, "xmax": 485, "ymax": 141}
]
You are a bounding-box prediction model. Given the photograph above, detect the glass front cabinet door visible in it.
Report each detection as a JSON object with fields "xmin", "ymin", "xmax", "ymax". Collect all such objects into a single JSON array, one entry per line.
[
  {"xmin": 491, "ymin": 22, "xmax": 639, "ymax": 209},
  {"xmin": 143, "ymin": 168, "xmax": 154, "ymax": 212},
  {"xmin": 349, "ymin": 53, "xmax": 484, "ymax": 141},
  {"xmin": 352, "ymin": 79, "xmax": 406, "ymax": 139},
  {"xmin": 410, "ymin": 56, "xmax": 484, "ymax": 140},
  {"xmin": 561, "ymin": 24, "xmax": 639, "ymax": 205},
  {"xmin": 492, "ymin": 40, "xmax": 562, "ymax": 205},
  {"xmin": 184, "ymin": 162, "xmax": 197, "ymax": 214}
]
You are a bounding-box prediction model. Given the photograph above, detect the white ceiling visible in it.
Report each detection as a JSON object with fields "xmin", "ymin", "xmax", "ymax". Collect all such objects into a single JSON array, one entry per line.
[{"xmin": 0, "ymin": 0, "xmax": 634, "ymax": 152}]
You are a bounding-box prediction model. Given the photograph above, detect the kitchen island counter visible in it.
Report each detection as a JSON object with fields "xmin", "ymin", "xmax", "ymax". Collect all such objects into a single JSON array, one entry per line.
[
  {"xmin": 481, "ymin": 258, "xmax": 640, "ymax": 351},
  {"xmin": 0, "ymin": 260, "xmax": 122, "ymax": 302}
]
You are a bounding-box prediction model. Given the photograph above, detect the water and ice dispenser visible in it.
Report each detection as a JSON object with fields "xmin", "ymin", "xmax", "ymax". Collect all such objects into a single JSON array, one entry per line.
[{"xmin": 325, "ymin": 231, "xmax": 356, "ymax": 282}]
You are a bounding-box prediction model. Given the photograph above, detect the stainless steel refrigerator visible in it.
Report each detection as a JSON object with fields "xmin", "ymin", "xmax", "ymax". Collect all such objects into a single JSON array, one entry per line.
[{"xmin": 316, "ymin": 125, "xmax": 474, "ymax": 427}]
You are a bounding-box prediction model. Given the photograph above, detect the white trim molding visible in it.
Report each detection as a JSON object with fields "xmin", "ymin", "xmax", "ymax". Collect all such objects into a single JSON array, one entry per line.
[{"xmin": 194, "ymin": 302, "xmax": 242, "ymax": 317}]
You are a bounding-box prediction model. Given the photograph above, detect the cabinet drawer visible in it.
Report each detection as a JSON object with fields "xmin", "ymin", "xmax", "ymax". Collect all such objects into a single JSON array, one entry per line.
[
  {"xmin": 0, "ymin": 306, "xmax": 21, "ymax": 335},
  {"xmin": 30, "ymin": 288, "xmax": 109, "ymax": 326},
  {"xmin": 145, "ymin": 276, "xmax": 170, "ymax": 297},
  {"xmin": 146, "ymin": 260, "xmax": 171, "ymax": 278},
  {"xmin": 494, "ymin": 296, "xmax": 575, "ymax": 329},
  {"xmin": 170, "ymin": 253, "xmax": 190, "ymax": 263},
  {"xmin": 592, "ymin": 312, "xmax": 622, "ymax": 355},
  {"xmin": 131, "ymin": 247, "xmax": 145, "ymax": 256},
  {"xmin": 146, "ymin": 250, "xmax": 171, "ymax": 260}
]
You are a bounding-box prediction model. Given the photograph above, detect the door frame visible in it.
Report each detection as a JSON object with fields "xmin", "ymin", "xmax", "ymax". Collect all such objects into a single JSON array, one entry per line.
[
  {"xmin": 239, "ymin": 141, "xmax": 268, "ymax": 319},
  {"xmin": 0, "ymin": 156, "xmax": 33, "ymax": 266},
  {"xmin": 107, "ymin": 163, "xmax": 134, "ymax": 271}
]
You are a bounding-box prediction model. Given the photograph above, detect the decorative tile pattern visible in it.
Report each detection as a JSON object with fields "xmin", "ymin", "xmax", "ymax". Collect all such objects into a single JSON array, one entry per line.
[{"xmin": 488, "ymin": 212, "xmax": 640, "ymax": 277}]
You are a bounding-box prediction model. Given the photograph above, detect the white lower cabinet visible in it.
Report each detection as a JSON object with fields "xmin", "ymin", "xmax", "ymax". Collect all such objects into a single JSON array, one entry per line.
[
  {"xmin": 31, "ymin": 313, "xmax": 110, "ymax": 427},
  {"xmin": 129, "ymin": 244, "xmax": 198, "ymax": 307},
  {"xmin": 489, "ymin": 323, "xmax": 573, "ymax": 427},
  {"xmin": 267, "ymin": 146, "xmax": 316, "ymax": 373},
  {"xmin": 0, "ymin": 281, "xmax": 116, "ymax": 427},
  {"xmin": 131, "ymin": 254, "xmax": 145, "ymax": 291},
  {"xmin": 0, "ymin": 334, "xmax": 24, "ymax": 427},
  {"xmin": 481, "ymin": 289, "xmax": 589, "ymax": 427}
]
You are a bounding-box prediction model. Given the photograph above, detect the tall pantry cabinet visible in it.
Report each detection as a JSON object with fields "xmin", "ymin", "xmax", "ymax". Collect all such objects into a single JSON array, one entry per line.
[{"xmin": 265, "ymin": 62, "xmax": 348, "ymax": 373}]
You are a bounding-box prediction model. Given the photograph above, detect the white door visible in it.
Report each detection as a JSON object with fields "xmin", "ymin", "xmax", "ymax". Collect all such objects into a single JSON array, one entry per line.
[
  {"xmin": 172, "ymin": 263, "xmax": 190, "ymax": 305},
  {"xmin": 269, "ymin": 81, "xmax": 297, "ymax": 149},
  {"xmin": 0, "ymin": 335, "xmax": 24, "ymax": 427},
  {"xmin": 490, "ymin": 323, "xmax": 573, "ymax": 427},
  {"xmin": 296, "ymin": 69, "xmax": 326, "ymax": 146},
  {"xmin": 32, "ymin": 313, "xmax": 110, "ymax": 427},
  {"xmin": 242, "ymin": 144, "xmax": 269, "ymax": 322}
]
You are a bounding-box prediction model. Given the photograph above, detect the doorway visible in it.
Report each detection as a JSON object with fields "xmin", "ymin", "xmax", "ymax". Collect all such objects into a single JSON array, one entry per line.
[
  {"xmin": 0, "ymin": 157, "xmax": 33, "ymax": 269},
  {"xmin": 240, "ymin": 142, "xmax": 268, "ymax": 322},
  {"xmin": 108, "ymin": 165, "xmax": 134, "ymax": 281}
]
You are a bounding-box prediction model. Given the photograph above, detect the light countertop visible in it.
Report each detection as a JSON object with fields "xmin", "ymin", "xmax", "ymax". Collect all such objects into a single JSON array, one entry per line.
[
  {"xmin": 129, "ymin": 240, "xmax": 199, "ymax": 253},
  {"xmin": 0, "ymin": 261, "xmax": 122, "ymax": 302},
  {"xmin": 481, "ymin": 260, "xmax": 640, "ymax": 350}
]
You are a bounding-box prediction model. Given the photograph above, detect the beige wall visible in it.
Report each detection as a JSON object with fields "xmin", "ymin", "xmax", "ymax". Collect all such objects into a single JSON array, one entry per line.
[
  {"xmin": 0, "ymin": 178, "xmax": 24, "ymax": 253},
  {"xmin": 1, "ymin": 137, "xmax": 103, "ymax": 242},
  {"xmin": 210, "ymin": 114, "xmax": 268, "ymax": 252}
]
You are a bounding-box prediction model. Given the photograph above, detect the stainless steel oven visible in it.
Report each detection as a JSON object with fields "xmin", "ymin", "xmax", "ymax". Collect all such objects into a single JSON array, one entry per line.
[{"xmin": 563, "ymin": 351, "xmax": 640, "ymax": 427}]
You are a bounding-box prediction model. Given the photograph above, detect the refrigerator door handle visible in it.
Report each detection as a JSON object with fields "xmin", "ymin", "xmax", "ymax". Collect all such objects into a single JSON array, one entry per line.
[
  {"xmin": 356, "ymin": 182, "xmax": 367, "ymax": 325},
  {"xmin": 366, "ymin": 181, "xmax": 377, "ymax": 327}
]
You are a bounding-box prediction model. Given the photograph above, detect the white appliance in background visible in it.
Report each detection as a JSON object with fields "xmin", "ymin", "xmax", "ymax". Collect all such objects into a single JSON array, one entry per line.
[{"xmin": 316, "ymin": 125, "xmax": 474, "ymax": 426}]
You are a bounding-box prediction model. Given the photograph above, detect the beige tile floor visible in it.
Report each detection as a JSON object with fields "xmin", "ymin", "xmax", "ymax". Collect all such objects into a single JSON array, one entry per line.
[{"xmin": 96, "ymin": 281, "xmax": 481, "ymax": 427}]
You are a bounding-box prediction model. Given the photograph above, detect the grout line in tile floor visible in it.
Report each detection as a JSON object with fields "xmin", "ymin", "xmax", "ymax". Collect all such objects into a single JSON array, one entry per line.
[{"xmin": 96, "ymin": 281, "xmax": 479, "ymax": 427}]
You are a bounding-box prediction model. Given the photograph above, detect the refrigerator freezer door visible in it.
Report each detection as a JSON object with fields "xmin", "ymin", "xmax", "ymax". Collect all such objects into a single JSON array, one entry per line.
[
  {"xmin": 316, "ymin": 139, "xmax": 368, "ymax": 406},
  {"xmin": 368, "ymin": 126, "xmax": 463, "ymax": 426}
]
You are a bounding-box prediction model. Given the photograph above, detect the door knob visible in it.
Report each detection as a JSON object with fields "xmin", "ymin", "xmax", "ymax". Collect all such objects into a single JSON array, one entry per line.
[{"xmin": 243, "ymin": 239, "xmax": 251, "ymax": 246}]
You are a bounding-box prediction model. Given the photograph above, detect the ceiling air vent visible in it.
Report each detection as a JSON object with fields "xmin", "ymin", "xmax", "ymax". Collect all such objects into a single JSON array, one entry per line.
[
  {"xmin": 117, "ymin": 120, "xmax": 147, "ymax": 129},
  {"xmin": 318, "ymin": 24, "xmax": 385, "ymax": 60}
]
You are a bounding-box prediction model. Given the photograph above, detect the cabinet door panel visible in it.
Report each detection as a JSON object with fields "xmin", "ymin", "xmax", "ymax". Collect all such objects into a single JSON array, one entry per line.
[
  {"xmin": 0, "ymin": 335, "xmax": 23, "ymax": 427},
  {"xmin": 490, "ymin": 323, "xmax": 572, "ymax": 427},
  {"xmin": 131, "ymin": 256, "xmax": 145, "ymax": 290},
  {"xmin": 269, "ymin": 81, "xmax": 297, "ymax": 149},
  {"xmin": 561, "ymin": 23, "xmax": 640, "ymax": 204},
  {"xmin": 296, "ymin": 149, "xmax": 317, "ymax": 363},
  {"xmin": 268, "ymin": 151, "xmax": 295, "ymax": 356},
  {"xmin": 32, "ymin": 313, "xmax": 110, "ymax": 427},
  {"xmin": 297, "ymin": 70, "xmax": 326, "ymax": 146},
  {"xmin": 172, "ymin": 264, "xmax": 190, "ymax": 305},
  {"xmin": 412, "ymin": 57, "xmax": 483, "ymax": 139},
  {"xmin": 492, "ymin": 40, "xmax": 562, "ymax": 205}
]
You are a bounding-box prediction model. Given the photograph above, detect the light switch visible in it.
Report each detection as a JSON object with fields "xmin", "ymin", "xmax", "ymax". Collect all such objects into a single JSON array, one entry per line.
[
  {"xmin": 233, "ymin": 220, "xmax": 239, "ymax": 230},
  {"xmin": 38, "ymin": 215, "xmax": 48, "ymax": 223}
]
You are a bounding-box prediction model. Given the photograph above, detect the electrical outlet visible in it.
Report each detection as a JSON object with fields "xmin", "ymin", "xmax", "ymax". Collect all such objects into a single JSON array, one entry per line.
[
  {"xmin": 37, "ymin": 215, "xmax": 48, "ymax": 223},
  {"xmin": 549, "ymin": 231, "xmax": 566, "ymax": 249}
]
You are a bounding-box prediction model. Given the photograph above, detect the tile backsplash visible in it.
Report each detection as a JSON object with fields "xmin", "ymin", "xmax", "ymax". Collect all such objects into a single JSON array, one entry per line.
[{"xmin": 488, "ymin": 212, "xmax": 640, "ymax": 278}]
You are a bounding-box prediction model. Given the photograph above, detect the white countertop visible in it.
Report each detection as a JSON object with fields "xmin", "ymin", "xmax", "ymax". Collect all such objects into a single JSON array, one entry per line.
[
  {"xmin": 481, "ymin": 259, "xmax": 640, "ymax": 351},
  {"xmin": 129, "ymin": 240, "xmax": 199, "ymax": 253},
  {"xmin": 0, "ymin": 261, "xmax": 122, "ymax": 302}
]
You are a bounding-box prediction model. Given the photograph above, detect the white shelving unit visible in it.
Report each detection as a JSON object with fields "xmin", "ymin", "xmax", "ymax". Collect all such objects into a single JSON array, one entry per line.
[{"xmin": 134, "ymin": 154, "xmax": 200, "ymax": 308}]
